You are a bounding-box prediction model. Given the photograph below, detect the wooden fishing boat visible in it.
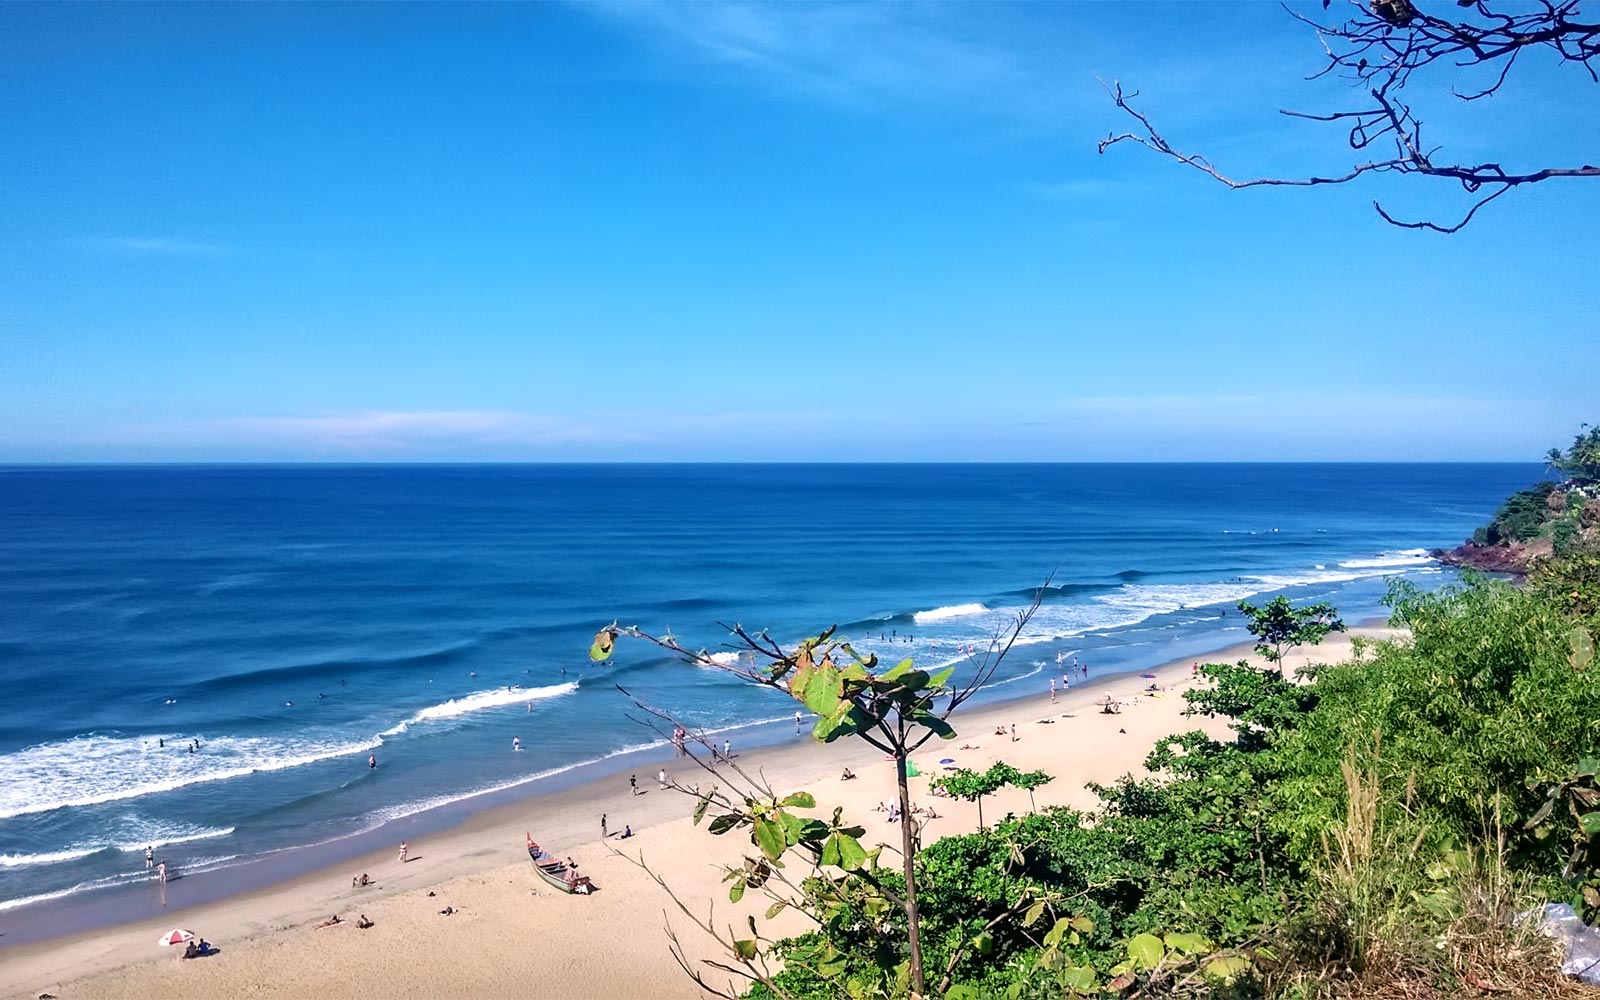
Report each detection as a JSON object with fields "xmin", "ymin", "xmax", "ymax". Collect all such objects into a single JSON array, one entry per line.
[{"xmin": 526, "ymin": 834, "xmax": 594, "ymax": 894}]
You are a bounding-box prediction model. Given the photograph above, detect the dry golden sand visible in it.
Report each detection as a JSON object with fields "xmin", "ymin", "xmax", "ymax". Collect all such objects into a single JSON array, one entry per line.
[{"xmin": 2, "ymin": 628, "xmax": 1398, "ymax": 1000}]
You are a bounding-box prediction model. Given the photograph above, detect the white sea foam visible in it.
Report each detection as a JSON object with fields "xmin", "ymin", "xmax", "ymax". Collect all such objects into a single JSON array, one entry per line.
[
  {"xmin": 1337, "ymin": 548, "xmax": 1434, "ymax": 569},
  {"xmin": 706, "ymin": 651, "xmax": 743, "ymax": 666},
  {"xmin": 913, "ymin": 603, "xmax": 989, "ymax": 624},
  {"xmin": 0, "ymin": 825, "xmax": 235, "ymax": 870},
  {"xmin": 0, "ymin": 878, "xmax": 128, "ymax": 913},
  {"xmin": 0, "ymin": 734, "xmax": 381, "ymax": 820},
  {"xmin": 394, "ymin": 682, "xmax": 576, "ymax": 729},
  {"xmin": 0, "ymin": 847, "xmax": 101, "ymax": 868}
]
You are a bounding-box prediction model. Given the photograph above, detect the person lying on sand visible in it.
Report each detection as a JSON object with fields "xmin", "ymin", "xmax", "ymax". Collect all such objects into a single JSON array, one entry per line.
[
  {"xmin": 314, "ymin": 915, "xmax": 342, "ymax": 929},
  {"xmin": 438, "ymin": 907, "xmax": 456, "ymax": 916},
  {"xmin": 958, "ymin": 743, "xmax": 979, "ymax": 750}
]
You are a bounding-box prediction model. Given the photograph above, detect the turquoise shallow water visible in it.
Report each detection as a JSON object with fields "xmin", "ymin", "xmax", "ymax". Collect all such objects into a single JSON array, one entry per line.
[{"xmin": 0, "ymin": 463, "xmax": 1540, "ymax": 913}]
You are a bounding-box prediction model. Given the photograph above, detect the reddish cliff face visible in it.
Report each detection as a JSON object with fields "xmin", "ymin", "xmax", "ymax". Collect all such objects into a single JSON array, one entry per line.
[{"xmin": 1432, "ymin": 536, "xmax": 1553, "ymax": 577}]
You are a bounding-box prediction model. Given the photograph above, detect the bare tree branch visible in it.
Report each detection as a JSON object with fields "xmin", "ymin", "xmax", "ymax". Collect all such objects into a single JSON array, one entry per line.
[{"xmin": 1099, "ymin": 1, "xmax": 1600, "ymax": 231}]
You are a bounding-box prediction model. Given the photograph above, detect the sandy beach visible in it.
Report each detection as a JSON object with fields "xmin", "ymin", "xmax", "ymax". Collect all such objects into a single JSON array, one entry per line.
[{"xmin": 1, "ymin": 627, "xmax": 1399, "ymax": 1000}]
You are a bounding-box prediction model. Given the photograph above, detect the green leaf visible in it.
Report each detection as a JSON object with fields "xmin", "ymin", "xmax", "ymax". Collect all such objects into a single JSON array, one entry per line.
[
  {"xmin": 915, "ymin": 712, "xmax": 956, "ymax": 740},
  {"xmin": 928, "ymin": 665, "xmax": 955, "ymax": 690},
  {"xmin": 1023, "ymin": 900, "xmax": 1046, "ymax": 927},
  {"xmin": 880, "ymin": 658, "xmax": 916, "ymax": 681},
  {"xmin": 1203, "ymin": 954, "xmax": 1252, "ymax": 981},
  {"xmin": 1127, "ymin": 933, "xmax": 1164, "ymax": 971},
  {"xmin": 1163, "ymin": 932, "xmax": 1210, "ymax": 955},
  {"xmin": 802, "ymin": 664, "xmax": 841, "ymax": 716},
  {"xmin": 1067, "ymin": 915, "xmax": 1096, "ymax": 934},
  {"xmin": 729, "ymin": 880, "xmax": 745, "ymax": 903},
  {"xmin": 1061, "ymin": 965, "xmax": 1097, "ymax": 990},
  {"xmin": 835, "ymin": 832, "xmax": 868, "ymax": 870},
  {"xmin": 765, "ymin": 899, "xmax": 787, "ymax": 919},
  {"xmin": 753, "ymin": 817, "xmax": 785, "ymax": 861},
  {"xmin": 820, "ymin": 833, "xmax": 842, "ymax": 868},
  {"xmin": 707, "ymin": 813, "xmax": 742, "ymax": 836},
  {"xmin": 781, "ymin": 791, "xmax": 815, "ymax": 809},
  {"xmin": 733, "ymin": 939, "xmax": 758, "ymax": 961},
  {"xmin": 971, "ymin": 930, "xmax": 993, "ymax": 955},
  {"xmin": 692, "ymin": 795, "xmax": 710, "ymax": 826},
  {"xmin": 1580, "ymin": 811, "xmax": 1600, "ymax": 836}
]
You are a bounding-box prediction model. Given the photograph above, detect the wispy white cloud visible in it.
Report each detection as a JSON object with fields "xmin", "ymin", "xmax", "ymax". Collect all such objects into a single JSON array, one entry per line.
[
  {"xmin": 580, "ymin": 2, "xmax": 1076, "ymax": 120},
  {"xmin": 71, "ymin": 237, "xmax": 231, "ymax": 256},
  {"xmin": 228, "ymin": 410, "xmax": 638, "ymax": 453}
]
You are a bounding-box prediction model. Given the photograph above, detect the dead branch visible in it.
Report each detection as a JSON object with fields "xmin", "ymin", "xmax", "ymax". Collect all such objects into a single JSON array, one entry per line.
[{"xmin": 1098, "ymin": 0, "xmax": 1600, "ymax": 231}]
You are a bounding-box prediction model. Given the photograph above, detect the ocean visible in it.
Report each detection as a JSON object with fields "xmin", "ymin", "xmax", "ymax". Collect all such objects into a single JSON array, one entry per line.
[{"xmin": 0, "ymin": 463, "xmax": 1540, "ymax": 919}]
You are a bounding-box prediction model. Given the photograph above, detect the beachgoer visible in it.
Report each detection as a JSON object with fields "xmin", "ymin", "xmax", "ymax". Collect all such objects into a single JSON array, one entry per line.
[
  {"xmin": 1049, "ymin": 678, "xmax": 1057, "ymax": 704},
  {"xmin": 1010, "ymin": 723, "xmax": 1017, "ymax": 742},
  {"xmin": 601, "ymin": 813, "xmax": 608, "ymax": 838},
  {"xmin": 357, "ymin": 915, "xmax": 373, "ymax": 928},
  {"xmin": 398, "ymin": 841, "xmax": 409, "ymax": 863},
  {"xmin": 658, "ymin": 768, "xmax": 667, "ymax": 789},
  {"xmin": 360, "ymin": 873, "xmax": 370, "ymax": 886},
  {"xmin": 369, "ymin": 754, "xmax": 377, "ymax": 769},
  {"xmin": 841, "ymin": 767, "xmax": 856, "ymax": 780},
  {"xmin": 314, "ymin": 915, "xmax": 341, "ymax": 928},
  {"xmin": 352, "ymin": 875, "xmax": 360, "ymax": 888},
  {"xmin": 158, "ymin": 738, "xmax": 164, "ymax": 748},
  {"xmin": 1191, "ymin": 663, "xmax": 1199, "ymax": 677},
  {"xmin": 513, "ymin": 737, "xmax": 522, "ymax": 751},
  {"xmin": 794, "ymin": 710, "xmax": 803, "ymax": 734},
  {"xmin": 629, "ymin": 774, "xmax": 638, "ymax": 795},
  {"xmin": 621, "ymin": 825, "xmax": 633, "ymax": 839},
  {"xmin": 722, "ymin": 739, "xmax": 731, "ymax": 761},
  {"xmin": 184, "ymin": 940, "xmax": 199, "ymax": 959},
  {"xmin": 157, "ymin": 860, "xmax": 168, "ymax": 883},
  {"xmin": 145, "ymin": 846, "xmax": 154, "ymax": 869}
]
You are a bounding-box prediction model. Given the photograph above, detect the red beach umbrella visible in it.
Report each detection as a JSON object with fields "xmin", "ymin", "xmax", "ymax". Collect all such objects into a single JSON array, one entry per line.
[{"xmin": 157, "ymin": 928, "xmax": 195, "ymax": 948}]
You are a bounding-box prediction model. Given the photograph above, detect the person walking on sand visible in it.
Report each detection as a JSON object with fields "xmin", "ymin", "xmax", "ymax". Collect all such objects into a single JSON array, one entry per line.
[
  {"xmin": 601, "ymin": 813, "xmax": 608, "ymax": 838},
  {"xmin": 795, "ymin": 710, "xmax": 803, "ymax": 734},
  {"xmin": 398, "ymin": 841, "xmax": 409, "ymax": 863},
  {"xmin": 629, "ymin": 774, "xmax": 638, "ymax": 795},
  {"xmin": 157, "ymin": 860, "xmax": 168, "ymax": 883},
  {"xmin": 723, "ymin": 739, "xmax": 732, "ymax": 762},
  {"xmin": 1049, "ymin": 677, "xmax": 1057, "ymax": 704},
  {"xmin": 658, "ymin": 768, "xmax": 667, "ymax": 790},
  {"xmin": 145, "ymin": 846, "xmax": 154, "ymax": 870},
  {"xmin": 1010, "ymin": 723, "xmax": 1017, "ymax": 742}
]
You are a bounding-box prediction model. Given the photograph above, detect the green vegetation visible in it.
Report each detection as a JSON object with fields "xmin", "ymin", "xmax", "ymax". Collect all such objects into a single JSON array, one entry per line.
[
  {"xmin": 1234, "ymin": 596, "xmax": 1344, "ymax": 674},
  {"xmin": 723, "ymin": 574, "xmax": 1600, "ymax": 999},
  {"xmin": 596, "ymin": 425, "xmax": 1600, "ymax": 997}
]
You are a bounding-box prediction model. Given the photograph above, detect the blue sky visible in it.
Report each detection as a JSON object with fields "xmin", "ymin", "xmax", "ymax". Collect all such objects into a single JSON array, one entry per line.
[{"xmin": 2, "ymin": 2, "xmax": 1596, "ymax": 462}]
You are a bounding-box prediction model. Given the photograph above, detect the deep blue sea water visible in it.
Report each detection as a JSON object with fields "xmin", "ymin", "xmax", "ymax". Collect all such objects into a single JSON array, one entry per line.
[{"xmin": 0, "ymin": 463, "xmax": 1541, "ymax": 914}]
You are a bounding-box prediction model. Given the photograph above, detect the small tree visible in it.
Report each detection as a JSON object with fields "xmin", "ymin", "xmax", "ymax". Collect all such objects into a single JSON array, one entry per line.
[
  {"xmin": 934, "ymin": 761, "xmax": 1028, "ymax": 830},
  {"xmin": 1015, "ymin": 768, "xmax": 1054, "ymax": 814},
  {"xmin": 1235, "ymin": 595, "xmax": 1344, "ymax": 675},
  {"xmin": 589, "ymin": 591, "xmax": 1043, "ymax": 996}
]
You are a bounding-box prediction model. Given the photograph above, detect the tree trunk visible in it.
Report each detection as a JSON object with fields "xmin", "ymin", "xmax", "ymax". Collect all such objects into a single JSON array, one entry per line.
[
  {"xmin": 896, "ymin": 753, "xmax": 925, "ymax": 995},
  {"xmin": 977, "ymin": 795, "xmax": 985, "ymax": 831}
]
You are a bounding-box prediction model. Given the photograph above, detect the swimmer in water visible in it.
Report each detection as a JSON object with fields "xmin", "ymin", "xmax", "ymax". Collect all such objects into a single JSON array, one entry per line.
[
  {"xmin": 369, "ymin": 754, "xmax": 377, "ymax": 769},
  {"xmin": 513, "ymin": 737, "xmax": 522, "ymax": 751}
]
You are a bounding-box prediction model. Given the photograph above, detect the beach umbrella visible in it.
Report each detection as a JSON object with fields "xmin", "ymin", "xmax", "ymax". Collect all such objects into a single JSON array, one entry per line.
[
  {"xmin": 158, "ymin": 929, "xmax": 195, "ymax": 948},
  {"xmin": 1140, "ymin": 672, "xmax": 1157, "ymax": 678},
  {"xmin": 939, "ymin": 758, "xmax": 954, "ymax": 765}
]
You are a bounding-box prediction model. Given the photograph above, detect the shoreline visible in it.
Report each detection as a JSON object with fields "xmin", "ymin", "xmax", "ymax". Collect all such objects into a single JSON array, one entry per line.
[{"xmin": 1, "ymin": 624, "xmax": 1400, "ymax": 999}]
